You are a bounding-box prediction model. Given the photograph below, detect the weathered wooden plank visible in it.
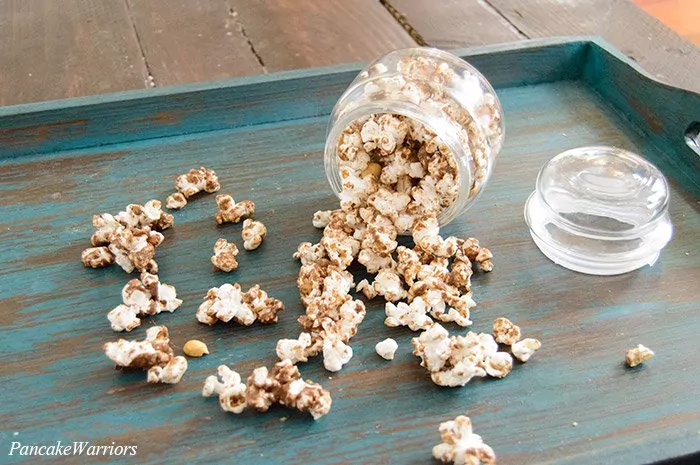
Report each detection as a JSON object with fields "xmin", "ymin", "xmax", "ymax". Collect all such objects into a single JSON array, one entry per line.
[
  {"xmin": 225, "ymin": 0, "xmax": 417, "ymax": 71},
  {"xmin": 0, "ymin": 39, "xmax": 593, "ymax": 159},
  {"xmin": 384, "ymin": 0, "xmax": 524, "ymax": 48},
  {"xmin": 0, "ymin": 0, "xmax": 148, "ymax": 106},
  {"xmin": 486, "ymin": 0, "xmax": 700, "ymax": 93},
  {"xmin": 0, "ymin": 77, "xmax": 698, "ymax": 464},
  {"xmin": 124, "ymin": 0, "xmax": 264, "ymax": 86}
]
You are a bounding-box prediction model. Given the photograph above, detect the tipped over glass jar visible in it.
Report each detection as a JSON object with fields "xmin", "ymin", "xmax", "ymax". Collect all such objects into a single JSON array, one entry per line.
[{"xmin": 323, "ymin": 47, "xmax": 504, "ymax": 233}]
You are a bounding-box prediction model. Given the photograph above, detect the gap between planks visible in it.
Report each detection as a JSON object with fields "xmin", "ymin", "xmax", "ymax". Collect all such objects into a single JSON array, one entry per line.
[
  {"xmin": 224, "ymin": 0, "xmax": 268, "ymax": 73},
  {"xmin": 123, "ymin": 0, "xmax": 157, "ymax": 88}
]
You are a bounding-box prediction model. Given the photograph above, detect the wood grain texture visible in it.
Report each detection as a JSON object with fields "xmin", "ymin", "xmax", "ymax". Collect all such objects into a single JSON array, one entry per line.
[
  {"xmin": 124, "ymin": 0, "xmax": 264, "ymax": 86},
  {"xmin": 0, "ymin": 0, "xmax": 148, "ymax": 106},
  {"xmin": 385, "ymin": 0, "xmax": 524, "ymax": 48},
  {"xmin": 485, "ymin": 0, "xmax": 700, "ymax": 93},
  {"xmin": 0, "ymin": 40, "xmax": 699, "ymax": 464},
  {"xmin": 225, "ymin": 0, "xmax": 417, "ymax": 71}
]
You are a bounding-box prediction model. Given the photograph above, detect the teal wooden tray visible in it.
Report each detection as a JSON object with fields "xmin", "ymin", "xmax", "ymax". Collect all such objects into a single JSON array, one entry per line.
[{"xmin": 1, "ymin": 37, "xmax": 698, "ymax": 465}]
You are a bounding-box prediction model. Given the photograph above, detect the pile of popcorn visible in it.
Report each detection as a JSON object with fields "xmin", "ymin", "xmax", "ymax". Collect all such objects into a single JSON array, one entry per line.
[
  {"xmin": 196, "ymin": 282, "xmax": 284, "ymax": 326},
  {"xmin": 81, "ymin": 199, "xmax": 174, "ymax": 273},
  {"xmin": 351, "ymin": 54, "xmax": 502, "ymax": 205},
  {"xmin": 433, "ymin": 414, "xmax": 496, "ymax": 464},
  {"xmin": 202, "ymin": 360, "xmax": 332, "ymax": 420},
  {"xmin": 166, "ymin": 166, "xmax": 221, "ymax": 209},
  {"xmin": 108, "ymin": 271, "xmax": 183, "ymax": 332}
]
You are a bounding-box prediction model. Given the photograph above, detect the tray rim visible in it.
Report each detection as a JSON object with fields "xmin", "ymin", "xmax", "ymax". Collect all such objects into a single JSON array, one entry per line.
[{"xmin": 0, "ymin": 36, "xmax": 678, "ymax": 117}]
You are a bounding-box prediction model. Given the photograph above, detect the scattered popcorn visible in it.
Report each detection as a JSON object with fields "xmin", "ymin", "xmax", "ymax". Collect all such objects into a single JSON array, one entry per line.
[
  {"xmin": 175, "ymin": 166, "xmax": 220, "ymax": 198},
  {"xmin": 283, "ymin": 59, "xmax": 501, "ymax": 379},
  {"xmin": 242, "ymin": 219, "xmax": 267, "ymax": 250},
  {"xmin": 288, "ymin": 258, "xmax": 366, "ymax": 371},
  {"xmin": 313, "ymin": 210, "xmax": 333, "ymax": 228},
  {"xmin": 215, "ymin": 194, "xmax": 255, "ymax": 224},
  {"xmin": 412, "ymin": 323, "xmax": 512, "ymax": 387},
  {"xmin": 375, "ymin": 338, "xmax": 398, "ymax": 360},
  {"xmin": 211, "ymin": 238, "xmax": 239, "ymax": 272},
  {"xmin": 276, "ymin": 333, "xmax": 313, "ymax": 364},
  {"xmin": 625, "ymin": 344, "xmax": 654, "ymax": 367},
  {"xmin": 183, "ymin": 339, "xmax": 209, "ymax": 357},
  {"xmin": 81, "ymin": 246, "xmax": 114, "ymax": 268},
  {"xmin": 165, "ymin": 192, "xmax": 187, "ymax": 209},
  {"xmin": 203, "ymin": 360, "xmax": 332, "ymax": 420},
  {"xmin": 511, "ymin": 338, "xmax": 542, "ymax": 362},
  {"xmin": 107, "ymin": 271, "xmax": 182, "ymax": 332},
  {"xmin": 196, "ymin": 282, "xmax": 284, "ymax": 326},
  {"xmin": 432, "ymin": 415, "xmax": 496, "ymax": 465},
  {"xmin": 103, "ymin": 326, "xmax": 187, "ymax": 384},
  {"xmin": 492, "ymin": 317, "xmax": 521, "ymax": 346},
  {"xmin": 83, "ymin": 200, "xmax": 173, "ymax": 273}
]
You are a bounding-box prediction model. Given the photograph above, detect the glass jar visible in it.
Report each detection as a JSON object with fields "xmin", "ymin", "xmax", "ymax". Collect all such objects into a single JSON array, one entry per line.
[{"xmin": 323, "ymin": 47, "xmax": 504, "ymax": 229}]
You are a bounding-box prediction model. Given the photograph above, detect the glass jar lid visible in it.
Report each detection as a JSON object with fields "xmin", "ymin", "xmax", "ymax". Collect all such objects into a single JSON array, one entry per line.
[{"xmin": 524, "ymin": 146, "xmax": 673, "ymax": 275}]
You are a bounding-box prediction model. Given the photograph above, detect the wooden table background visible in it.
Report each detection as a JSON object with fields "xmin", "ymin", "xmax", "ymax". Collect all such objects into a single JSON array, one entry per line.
[{"xmin": 0, "ymin": 0, "xmax": 699, "ymax": 108}]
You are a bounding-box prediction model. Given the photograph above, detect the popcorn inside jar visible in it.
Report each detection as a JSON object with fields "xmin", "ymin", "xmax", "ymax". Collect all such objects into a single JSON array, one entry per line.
[{"xmin": 324, "ymin": 47, "xmax": 504, "ymax": 233}]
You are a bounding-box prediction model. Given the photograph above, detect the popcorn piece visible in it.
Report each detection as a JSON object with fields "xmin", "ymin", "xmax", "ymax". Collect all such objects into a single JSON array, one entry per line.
[
  {"xmin": 484, "ymin": 352, "xmax": 513, "ymax": 378},
  {"xmin": 625, "ymin": 344, "xmax": 654, "ymax": 367},
  {"xmin": 196, "ymin": 282, "xmax": 284, "ymax": 326},
  {"xmin": 321, "ymin": 227, "xmax": 360, "ymax": 270},
  {"xmin": 312, "ymin": 210, "xmax": 333, "ymax": 228},
  {"xmin": 175, "ymin": 166, "xmax": 220, "ymax": 198},
  {"xmin": 322, "ymin": 333, "xmax": 353, "ymax": 372},
  {"xmin": 215, "ymin": 194, "xmax": 255, "ymax": 224},
  {"xmin": 166, "ymin": 192, "xmax": 187, "ymax": 209},
  {"xmin": 204, "ymin": 360, "xmax": 332, "ymax": 420},
  {"xmin": 84, "ymin": 200, "xmax": 172, "ymax": 273},
  {"xmin": 107, "ymin": 271, "xmax": 183, "ymax": 332},
  {"xmin": 432, "ymin": 415, "xmax": 496, "ymax": 465},
  {"xmin": 103, "ymin": 326, "xmax": 186, "ymax": 384},
  {"xmin": 375, "ymin": 338, "xmax": 398, "ymax": 360},
  {"xmin": 511, "ymin": 338, "xmax": 542, "ymax": 362},
  {"xmin": 293, "ymin": 241, "xmax": 327, "ymax": 265},
  {"xmin": 356, "ymin": 279, "xmax": 378, "ymax": 300},
  {"xmin": 202, "ymin": 365, "xmax": 248, "ymax": 413},
  {"xmin": 492, "ymin": 317, "xmax": 521, "ymax": 346},
  {"xmin": 412, "ymin": 323, "xmax": 512, "ymax": 387},
  {"xmin": 276, "ymin": 333, "xmax": 312, "ymax": 364},
  {"xmin": 408, "ymin": 277, "xmax": 474, "ymax": 327},
  {"xmin": 364, "ymin": 269, "xmax": 407, "ymax": 302},
  {"xmin": 114, "ymin": 200, "xmax": 174, "ymax": 231},
  {"xmin": 81, "ymin": 246, "xmax": 114, "ymax": 268},
  {"xmin": 147, "ymin": 356, "xmax": 188, "ymax": 384},
  {"xmin": 457, "ymin": 238, "xmax": 494, "ymax": 272},
  {"xmin": 242, "ymin": 219, "xmax": 267, "ymax": 250},
  {"xmin": 412, "ymin": 215, "xmax": 458, "ymax": 257},
  {"xmin": 211, "ymin": 238, "xmax": 239, "ymax": 272},
  {"xmin": 108, "ymin": 226, "xmax": 159, "ymax": 274},
  {"xmin": 385, "ymin": 297, "xmax": 433, "ymax": 331}
]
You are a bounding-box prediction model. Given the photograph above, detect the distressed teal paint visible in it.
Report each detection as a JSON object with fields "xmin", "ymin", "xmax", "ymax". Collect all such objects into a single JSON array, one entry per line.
[{"xmin": 0, "ymin": 38, "xmax": 699, "ymax": 465}]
